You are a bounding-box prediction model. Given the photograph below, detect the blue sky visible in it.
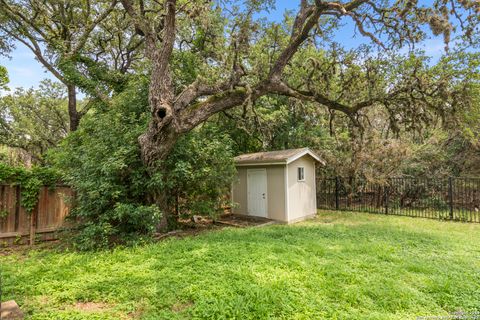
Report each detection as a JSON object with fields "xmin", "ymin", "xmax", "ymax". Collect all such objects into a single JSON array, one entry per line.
[
  {"xmin": 0, "ymin": 45, "xmax": 53, "ymax": 91},
  {"xmin": 0, "ymin": 0, "xmax": 447, "ymax": 93}
]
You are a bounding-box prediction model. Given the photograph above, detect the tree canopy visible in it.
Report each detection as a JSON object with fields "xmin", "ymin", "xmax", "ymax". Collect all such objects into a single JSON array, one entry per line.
[
  {"xmin": 0, "ymin": 0, "xmax": 140, "ymax": 130},
  {"xmin": 115, "ymin": 0, "xmax": 479, "ymax": 166},
  {"xmin": 0, "ymin": 80, "xmax": 69, "ymax": 163},
  {"xmin": 1, "ymin": 0, "xmax": 478, "ymax": 139}
]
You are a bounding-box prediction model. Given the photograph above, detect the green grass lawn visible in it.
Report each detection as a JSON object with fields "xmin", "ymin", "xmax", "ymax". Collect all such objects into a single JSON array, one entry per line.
[{"xmin": 1, "ymin": 211, "xmax": 480, "ymax": 319}]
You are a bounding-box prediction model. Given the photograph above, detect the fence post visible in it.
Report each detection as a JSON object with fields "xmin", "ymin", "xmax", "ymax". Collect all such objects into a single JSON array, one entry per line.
[
  {"xmin": 448, "ymin": 177, "xmax": 454, "ymax": 220},
  {"xmin": 384, "ymin": 184, "xmax": 389, "ymax": 215},
  {"xmin": 335, "ymin": 177, "xmax": 339, "ymax": 210}
]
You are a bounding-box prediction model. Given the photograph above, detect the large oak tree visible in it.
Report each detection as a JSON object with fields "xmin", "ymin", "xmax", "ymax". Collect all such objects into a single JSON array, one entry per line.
[{"xmin": 117, "ymin": 0, "xmax": 478, "ymax": 165}]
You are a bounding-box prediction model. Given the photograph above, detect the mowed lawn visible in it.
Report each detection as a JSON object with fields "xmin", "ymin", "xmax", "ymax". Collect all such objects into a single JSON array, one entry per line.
[{"xmin": 1, "ymin": 211, "xmax": 480, "ymax": 319}]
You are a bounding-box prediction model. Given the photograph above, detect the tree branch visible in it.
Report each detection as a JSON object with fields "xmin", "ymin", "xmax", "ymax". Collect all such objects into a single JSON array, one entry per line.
[{"xmin": 73, "ymin": 0, "xmax": 118, "ymax": 55}]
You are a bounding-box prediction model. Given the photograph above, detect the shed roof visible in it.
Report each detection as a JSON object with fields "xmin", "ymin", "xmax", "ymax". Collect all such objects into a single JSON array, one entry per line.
[{"xmin": 234, "ymin": 148, "xmax": 324, "ymax": 166}]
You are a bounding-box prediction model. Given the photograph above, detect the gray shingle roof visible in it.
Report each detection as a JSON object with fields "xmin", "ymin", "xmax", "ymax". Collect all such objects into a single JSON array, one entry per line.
[{"xmin": 234, "ymin": 148, "xmax": 324, "ymax": 165}]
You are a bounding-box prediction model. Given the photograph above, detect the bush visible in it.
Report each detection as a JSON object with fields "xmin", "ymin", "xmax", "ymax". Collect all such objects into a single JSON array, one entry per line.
[
  {"xmin": 73, "ymin": 204, "xmax": 161, "ymax": 251},
  {"xmin": 49, "ymin": 78, "xmax": 161, "ymax": 249},
  {"xmin": 165, "ymin": 125, "xmax": 236, "ymax": 222}
]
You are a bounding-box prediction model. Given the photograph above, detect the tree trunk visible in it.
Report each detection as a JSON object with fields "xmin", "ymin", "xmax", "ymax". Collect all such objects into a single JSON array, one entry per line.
[
  {"xmin": 139, "ymin": 60, "xmax": 181, "ymax": 231},
  {"xmin": 138, "ymin": 118, "xmax": 179, "ymax": 165},
  {"xmin": 153, "ymin": 191, "xmax": 171, "ymax": 232},
  {"xmin": 67, "ymin": 84, "xmax": 80, "ymax": 131},
  {"xmin": 139, "ymin": 120, "xmax": 181, "ymax": 231}
]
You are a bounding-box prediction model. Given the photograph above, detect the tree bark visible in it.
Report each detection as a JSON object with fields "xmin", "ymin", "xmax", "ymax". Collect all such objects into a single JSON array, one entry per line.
[
  {"xmin": 153, "ymin": 191, "xmax": 170, "ymax": 231},
  {"xmin": 67, "ymin": 84, "xmax": 80, "ymax": 131}
]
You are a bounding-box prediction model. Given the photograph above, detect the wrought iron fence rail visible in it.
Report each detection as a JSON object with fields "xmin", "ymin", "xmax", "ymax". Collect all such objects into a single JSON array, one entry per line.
[{"xmin": 317, "ymin": 177, "xmax": 480, "ymax": 223}]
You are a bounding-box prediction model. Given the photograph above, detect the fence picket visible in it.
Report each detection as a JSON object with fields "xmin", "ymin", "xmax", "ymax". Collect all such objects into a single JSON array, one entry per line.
[{"xmin": 0, "ymin": 185, "xmax": 72, "ymax": 245}]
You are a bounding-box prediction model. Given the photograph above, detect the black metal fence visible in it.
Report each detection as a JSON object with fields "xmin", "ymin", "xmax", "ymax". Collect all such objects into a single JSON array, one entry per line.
[{"xmin": 317, "ymin": 177, "xmax": 480, "ymax": 222}]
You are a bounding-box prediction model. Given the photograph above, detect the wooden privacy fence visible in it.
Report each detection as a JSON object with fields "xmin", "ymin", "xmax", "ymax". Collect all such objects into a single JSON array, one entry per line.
[
  {"xmin": 317, "ymin": 177, "xmax": 480, "ymax": 222},
  {"xmin": 0, "ymin": 185, "xmax": 72, "ymax": 245}
]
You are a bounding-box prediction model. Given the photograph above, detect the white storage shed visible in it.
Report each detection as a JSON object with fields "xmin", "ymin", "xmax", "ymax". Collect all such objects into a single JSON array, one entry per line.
[{"xmin": 232, "ymin": 148, "xmax": 324, "ymax": 223}]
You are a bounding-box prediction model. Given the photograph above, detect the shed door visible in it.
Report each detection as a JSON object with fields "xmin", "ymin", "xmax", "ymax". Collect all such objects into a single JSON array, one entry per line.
[{"xmin": 247, "ymin": 168, "xmax": 267, "ymax": 217}]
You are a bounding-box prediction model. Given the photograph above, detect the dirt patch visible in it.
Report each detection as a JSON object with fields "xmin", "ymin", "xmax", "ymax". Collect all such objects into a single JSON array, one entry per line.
[
  {"xmin": 153, "ymin": 223, "xmax": 222, "ymax": 241},
  {"xmin": 153, "ymin": 214, "xmax": 274, "ymax": 241},
  {"xmin": 0, "ymin": 239, "xmax": 67, "ymax": 256},
  {"xmin": 35, "ymin": 295, "xmax": 51, "ymax": 305},
  {"xmin": 215, "ymin": 214, "xmax": 274, "ymax": 227},
  {"xmin": 74, "ymin": 302, "xmax": 110, "ymax": 312},
  {"xmin": 127, "ymin": 308, "xmax": 144, "ymax": 319},
  {"xmin": 171, "ymin": 301, "xmax": 194, "ymax": 313}
]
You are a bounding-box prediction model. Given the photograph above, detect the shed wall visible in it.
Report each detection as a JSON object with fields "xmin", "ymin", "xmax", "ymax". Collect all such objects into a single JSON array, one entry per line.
[
  {"xmin": 266, "ymin": 165, "xmax": 286, "ymax": 221},
  {"xmin": 232, "ymin": 167, "xmax": 248, "ymax": 215},
  {"xmin": 287, "ymin": 156, "xmax": 317, "ymax": 221},
  {"xmin": 232, "ymin": 165, "xmax": 286, "ymax": 221}
]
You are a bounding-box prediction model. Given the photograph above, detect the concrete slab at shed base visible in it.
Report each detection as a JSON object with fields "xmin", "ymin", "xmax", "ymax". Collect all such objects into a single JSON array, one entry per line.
[{"xmin": 1, "ymin": 300, "xmax": 24, "ymax": 319}]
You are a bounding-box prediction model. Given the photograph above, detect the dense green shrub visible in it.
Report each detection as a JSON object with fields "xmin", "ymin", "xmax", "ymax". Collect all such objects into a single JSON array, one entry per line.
[
  {"xmin": 165, "ymin": 125, "xmax": 236, "ymax": 222},
  {"xmin": 50, "ymin": 79, "xmax": 236, "ymax": 249},
  {"xmin": 49, "ymin": 78, "xmax": 161, "ymax": 249}
]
